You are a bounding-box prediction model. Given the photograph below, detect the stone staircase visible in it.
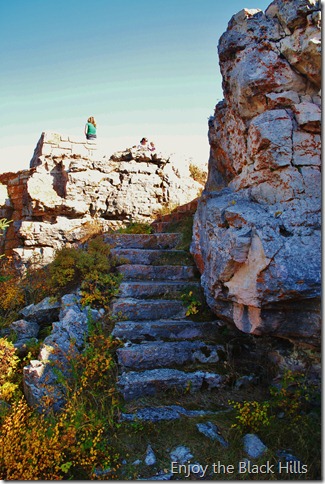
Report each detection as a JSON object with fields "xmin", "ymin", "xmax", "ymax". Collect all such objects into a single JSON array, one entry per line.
[{"xmin": 104, "ymin": 232, "xmax": 225, "ymax": 405}]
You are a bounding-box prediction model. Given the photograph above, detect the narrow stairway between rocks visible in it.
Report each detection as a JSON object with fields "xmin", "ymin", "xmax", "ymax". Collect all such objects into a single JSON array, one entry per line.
[{"xmin": 104, "ymin": 232, "xmax": 225, "ymax": 414}]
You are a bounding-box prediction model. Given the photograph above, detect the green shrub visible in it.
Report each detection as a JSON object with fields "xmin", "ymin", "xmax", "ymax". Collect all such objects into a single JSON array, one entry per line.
[
  {"xmin": 269, "ymin": 370, "xmax": 319, "ymax": 422},
  {"xmin": 229, "ymin": 399, "xmax": 272, "ymax": 433},
  {"xmin": 181, "ymin": 290, "xmax": 201, "ymax": 316},
  {"xmin": 48, "ymin": 236, "xmax": 122, "ymax": 309},
  {"xmin": 229, "ymin": 370, "xmax": 321, "ymax": 435}
]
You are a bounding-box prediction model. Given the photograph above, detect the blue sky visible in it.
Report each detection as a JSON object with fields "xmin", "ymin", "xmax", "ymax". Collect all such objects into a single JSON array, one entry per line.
[{"xmin": 1, "ymin": 0, "xmax": 271, "ymax": 172}]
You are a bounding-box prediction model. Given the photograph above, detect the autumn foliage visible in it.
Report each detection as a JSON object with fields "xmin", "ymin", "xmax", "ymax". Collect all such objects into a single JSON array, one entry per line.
[
  {"xmin": 0, "ymin": 327, "xmax": 121, "ymax": 480},
  {"xmin": 0, "ymin": 231, "xmax": 123, "ymax": 479}
]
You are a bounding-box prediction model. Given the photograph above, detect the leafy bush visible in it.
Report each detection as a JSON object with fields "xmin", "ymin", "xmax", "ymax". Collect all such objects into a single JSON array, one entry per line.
[
  {"xmin": 0, "ymin": 258, "xmax": 25, "ymax": 316},
  {"xmin": 48, "ymin": 236, "xmax": 122, "ymax": 309},
  {"xmin": 181, "ymin": 290, "xmax": 201, "ymax": 316},
  {"xmin": 0, "ymin": 254, "xmax": 52, "ymax": 327},
  {"xmin": 269, "ymin": 370, "xmax": 319, "ymax": 422},
  {"xmin": 1, "ymin": 235, "xmax": 122, "ymax": 325},
  {"xmin": 0, "ymin": 397, "xmax": 119, "ymax": 480},
  {"xmin": 229, "ymin": 370, "xmax": 320, "ymax": 435},
  {"xmin": 229, "ymin": 399, "xmax": 272, "ymax": 433}
]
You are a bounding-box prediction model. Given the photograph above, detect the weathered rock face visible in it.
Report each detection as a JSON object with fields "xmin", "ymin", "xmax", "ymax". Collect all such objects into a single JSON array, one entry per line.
[
  {"xmin": 0, "ymin": 132, "xmax": 201, "ymax": 267},
  {"xmin": 191, "ymin": 0, "xmax": 321, "ymax": 346},
  {"xmin": 22, "ymin": 294, "xmax": 103, "ymax": 412}
]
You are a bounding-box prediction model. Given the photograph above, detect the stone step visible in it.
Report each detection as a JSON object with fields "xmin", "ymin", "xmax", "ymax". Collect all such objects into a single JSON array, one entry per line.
[
  {"xmin": 117, "ymin": 281, "xmax": 200, "ymax": 299},
  {"xmin": 117, "ymin": 368, "xmax": 224, "ymax": 401},
  {"xmin": 117, "ymin": 341, "xmax": 224, "ymax": 371},
  {"xmin": 111, "ymin": 298, "xmax": 186, "ymax": 321},
  {"xmin": 118, "ymin": 264, "xmax": 199, "ymax": 281},
  {"xmin": 120, "ymin": 405, "xmax": 219, "ymax": 422},
  {"xmin": 112, "ymin": 320, "xmax": 222, "ymax": 343},
  {"xmin": 103, "ymin": 233, "xmax": 181, "ymax": 249},
  {"xmin": 112, "ymin": 248, "xmax": 194, "ymax": 266}
]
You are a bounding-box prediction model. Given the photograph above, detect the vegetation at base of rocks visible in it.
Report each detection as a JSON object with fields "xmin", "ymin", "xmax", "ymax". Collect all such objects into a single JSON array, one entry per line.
[
  {"xmin": 118, "ymin": 221, "xmax": 153, "ymax": 234},
  {"xmin": 189, "ymin": 163, "xmax": 207, "ymax": 185},
  {"xmin": 0, "ymin": 233, "xmax": 125, "ymax": 479},
  {"xmin": 268, "ymin": 370, "xmax": 320, "ymax": 422},
  {"xmin": 0, "ymin": 315, "xmax": 321, "ymax": 479},
  {"xmin": 0, "ymin": 321, "xmax": 122, "ymax": 480},
  {"xmin": 0, "ymin": 254, "xmax": 59, "ymax": 329},
  {"xmin": 0, "ymin": 236, "xmax": 122, "ymax": 329},
  {"xmin": 229, "ymin": 400, "xmax": 272, "ymax": 433},
  {"xmin": 228, "ymin": 369, "xmax": 320, "ymax": 436},
  {"xmin": 0, "ymin": 219, "xmax": 321, "ymax": 479},
  {"xmin": 110, "ymin": 375, "xmax": 321, "ymax": 480},
  {"xmin": 48, "ymin": 236, "xmax": 122, "ymax": 309},
  {"xmin": 0, "ymin": 338, "xmax": 20, "ymax": 403},
  {"xmin": 0, "ymin": 257, "xmax": 26, "ymax": 324},
  {"xmin": 78, "ymin": 217, "xmax": 105, "ymax": 243}
]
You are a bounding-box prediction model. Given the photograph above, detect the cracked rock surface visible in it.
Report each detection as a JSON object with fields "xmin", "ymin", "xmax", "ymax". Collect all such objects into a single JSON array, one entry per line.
[{"xmin": 191, "ymin": 0, "xmax": 321, "ymax": 346}]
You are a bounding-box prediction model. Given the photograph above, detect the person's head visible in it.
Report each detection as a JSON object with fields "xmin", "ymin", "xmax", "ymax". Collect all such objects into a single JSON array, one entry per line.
[
  {"xmin": 88, "ymin": 116, "xmax": 96, "ymax": 127},
  {"xmin": 140, "ymin": 137, "xmax": 148, "ymax": 144},
  {"xmin": 150, "ymin": 142, "xmax": 155, "ymax": 147}
]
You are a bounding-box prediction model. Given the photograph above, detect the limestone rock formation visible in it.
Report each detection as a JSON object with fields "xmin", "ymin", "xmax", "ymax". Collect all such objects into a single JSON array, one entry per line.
[
  {"xmin": 191, "ymin": 0, "xmax": 321, "ymax": 346},
  {"xmin": 0, "ymin": 132, "xmax": 202, "ymax": 268},
  {"xmin": 23, "ymin": 294, "xmax": 103, "ymax": 412}
]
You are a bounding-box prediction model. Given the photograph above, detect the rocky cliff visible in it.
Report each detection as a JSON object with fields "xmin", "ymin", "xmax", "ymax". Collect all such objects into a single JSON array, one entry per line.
[
  {"xmin": 191, "ymin": 0, "xmax": 321, "ymax": 346},
  {"xmin": 0, "ymin": 132, "xmax": 202, "ymax": 267}
]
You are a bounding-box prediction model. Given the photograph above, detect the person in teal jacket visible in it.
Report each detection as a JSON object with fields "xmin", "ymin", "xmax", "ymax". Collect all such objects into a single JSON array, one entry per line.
[{"xmin": 85, "ymin": 116, "xmax": 97, "ymax": 140}]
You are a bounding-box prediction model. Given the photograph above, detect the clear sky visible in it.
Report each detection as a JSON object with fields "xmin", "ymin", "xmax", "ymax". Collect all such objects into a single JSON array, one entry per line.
[{"xmin": 1, "ymin": 0, "xmax": 271, "ymax": 173}]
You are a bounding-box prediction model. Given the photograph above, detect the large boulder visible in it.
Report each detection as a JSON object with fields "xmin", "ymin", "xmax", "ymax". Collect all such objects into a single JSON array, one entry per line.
[
  {"xmin": 191, "ymin": 0, "xmax": 321, "ymax": 347},
  {"xmin": 0, "ymin": 133, "xmax": 202, "ymax": 268}
]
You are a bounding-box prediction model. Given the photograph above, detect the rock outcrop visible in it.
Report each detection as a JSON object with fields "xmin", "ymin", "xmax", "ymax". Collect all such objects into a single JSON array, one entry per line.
[
  {"xmin": 0, "ymin": 132, "xmax": 202, "ymax": 268},
  {"xmin": 191, "ymin": 0, "xmax": 321, "ymax": 346},
  {"xmin": 22, "ymin": 294, "xmax": 104, "ymax": 412}
]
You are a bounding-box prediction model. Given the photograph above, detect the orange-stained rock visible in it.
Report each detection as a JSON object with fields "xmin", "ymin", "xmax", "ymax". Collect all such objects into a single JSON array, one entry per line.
[{"xmin": 191, "ymin": 0, "xmax": 321, "ymax": 347}]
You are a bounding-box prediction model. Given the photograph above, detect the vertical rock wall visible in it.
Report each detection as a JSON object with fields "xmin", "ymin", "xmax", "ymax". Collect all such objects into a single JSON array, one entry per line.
[{"xmin": 191, "ymin": 0, "xmax": 321, "ymax": 346}]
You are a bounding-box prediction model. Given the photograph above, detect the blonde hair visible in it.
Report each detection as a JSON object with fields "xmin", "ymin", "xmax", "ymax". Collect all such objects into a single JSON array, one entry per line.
[{"xmin": 87, "ymin": 116, "xmax": 97, "ymax": 127}]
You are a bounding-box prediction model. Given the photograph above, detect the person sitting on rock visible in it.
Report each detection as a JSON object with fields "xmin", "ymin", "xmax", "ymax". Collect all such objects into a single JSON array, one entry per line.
[
  {"xmin": 148, "ymin": 141, "xmax": 156, "ymax": 152},
  {"xmin": 137, "ymin": 137, "xmax": 148, "ymax": 150},
  {"xmin": 85, "ymin": 116, "xmax": 97, "ymax": 140}
]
